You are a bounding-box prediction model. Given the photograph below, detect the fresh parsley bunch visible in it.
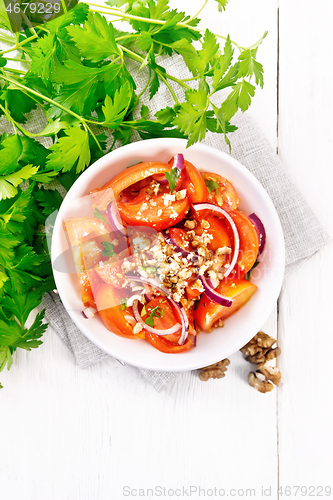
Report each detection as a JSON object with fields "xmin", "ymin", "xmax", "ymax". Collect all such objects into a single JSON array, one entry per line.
[{"xmin": 0, "ymin": 0, "xmax": 266, "ymax": 385}]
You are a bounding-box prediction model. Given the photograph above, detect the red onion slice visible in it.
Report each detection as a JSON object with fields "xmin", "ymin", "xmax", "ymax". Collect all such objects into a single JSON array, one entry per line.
[
  {"xmin": 163, "ymin": 230, "xmax": 199, "ymax": 262},
  {"xmin": 107, "ymin": 200, "xmax": 126, "ymax": 234},
  {"xmin": 199, "ymin": 276, "xmax": 232, "ymax": 307},
  {"xmin": 82, "ymin": 307, "xmax": 97, "ymax": 319},
  {"xmin": 192, "ymin": 203, "xmax": 240, "ymax": 278},
  {"xmin": 248, "ymin": 213, "xmax": 266, "ymax": 255},
  {"xmin": 126, "ymin": 275, "xmax": 189, "ymax": 345},
  {"xmin": 172, "ymin": 153, "xmax": 184, "ymax": 172},
  {"xmin": 132, "ymin": 300, "xmax": 182, "ymax": 336}
]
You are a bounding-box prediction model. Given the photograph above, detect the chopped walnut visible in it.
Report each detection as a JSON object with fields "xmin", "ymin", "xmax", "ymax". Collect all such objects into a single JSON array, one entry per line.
[
  {"xmin": 201, "ymin": 219, "xmax": 210, "ymax": 229},
  {"xmin": 199, "ymin": 359, "xmax": 230, "ymax": 381},
  {"xmin": 248, "ymin": 372, "xmax": 274, "ymax": 393}
]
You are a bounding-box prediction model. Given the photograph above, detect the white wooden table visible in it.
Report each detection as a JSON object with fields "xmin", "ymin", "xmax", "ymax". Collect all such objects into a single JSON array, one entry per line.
[{"xmin": 1, "ymin": 1, "xmax": 333, "ymax": 499}]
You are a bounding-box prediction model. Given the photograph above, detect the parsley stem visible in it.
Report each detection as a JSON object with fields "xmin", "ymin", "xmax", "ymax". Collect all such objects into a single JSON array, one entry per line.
[
  {"xmin": 137, "ymin": 68, "xmax": 152, "ymax": 99},
  {"xmin": 2, "ymin": 56, "xmax": 29, "ymax": 62},
  {"xmin": 119, "ymin": 45, "xmax": 189, "ymax": 98},
  {"xmin": 0, "ymin": 74, "xmax": 83, "ymax": 121},
  {"xmin": 185, "ymin": 0, "xmax": 209, "ymax": 24},
  {"xmin": 1, "ymin": 67, "xmax": 26, "ymax": 75},
  {"xmin": 87, "ymin": 5, "xmax": 246, "ymax": 50},
  {"xmin": 158, "ymin": 71, "xmax": 179, "ymax": 104},
  {"xmin": 115, "ymin": 33, "xmax": 138, "ymax": 42},
  {"xmin": 0, "ymin": 103, "xmax": 18, "ymax": 134},
  {"xmin": 60, "ymin": 0, "xmax": 68, "ymax": 14},
  {"xmin": 0, "ymin": 73, "xmax": 102, "ymax": 151}
]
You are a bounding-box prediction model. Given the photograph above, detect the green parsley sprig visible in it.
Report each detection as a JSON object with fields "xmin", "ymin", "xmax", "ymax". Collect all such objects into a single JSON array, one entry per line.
[
  {"xmin": 145, "ymin": 305, "xmax": 164, "ymax": 328},
  {"xmin": 0, "ymin": 0, "xmax": 266, "ymax": 385}
]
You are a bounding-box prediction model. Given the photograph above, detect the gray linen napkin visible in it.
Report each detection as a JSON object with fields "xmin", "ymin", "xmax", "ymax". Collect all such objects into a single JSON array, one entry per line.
[{"xmin": 39, "ymin": 110, "xmax": 331, "ymax": 391}]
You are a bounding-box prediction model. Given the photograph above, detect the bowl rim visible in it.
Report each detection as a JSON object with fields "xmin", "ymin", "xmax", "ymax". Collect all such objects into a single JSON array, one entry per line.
[{"xmin": 51, "ymin": 138, "xmax": 285, "ymax": 372}]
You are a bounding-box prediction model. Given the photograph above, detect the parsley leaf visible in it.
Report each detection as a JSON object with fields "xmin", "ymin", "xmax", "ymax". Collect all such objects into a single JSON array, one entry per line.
[
  {"xmin": 120, "ymin": 298, "xmax": 127, "ymax": 310},
  {"xmin": 101, "ymin": 241, "xmax": 116, "ymax": 257},
  {"xmin": 222, "ymin": 80, "xmax": 256, "ymax": 121},
  {"xmin": 46, "ymin": 128, "xmax": 90, "ymax": 173},
  {"xmin": 145, "ymin": 306, "xmax": 163, "ymax": 328},
  {"xmin": 67, "ymin": 12, "xmax": 120, "ymax": 62},
  {"xmin": 94, "ymin": 209, "xmax": 107, "ymax": 224},
  {"xmin": 173, "ymin": 89, "xmax": 208, "ymax": 146},
  {"xmin": 140, "ymin": 305, "xmax": 147, "ymax": 317},
  {"xmin": 205, "ymin": 179, "xmax": 220, "ymax": 193},
  {"xmin": 0, "ymin": 165, "xmax": 39, "ymax": 201},
  {"xmin": 238, "ymin": 48, "xmax": 264, "ymax": 88},
  {"xmin": 102, "ymin": 81, "xmax": 132, "ymax": 128},
  {"xmin": 193, "ymin": 29, "xmax": 219, "ymax": 75},
  {"xmin": 215, "ymin": 0, "xmax": 230, "ymax": 11},
  {"xmin": 165, "ymin": 167, "xmax": 179, "ymax": 194}
]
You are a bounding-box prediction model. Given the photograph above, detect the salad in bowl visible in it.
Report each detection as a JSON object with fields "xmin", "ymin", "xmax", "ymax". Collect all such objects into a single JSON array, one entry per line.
[{"xmin": 52, "ymin": 138, "xmax": 284, "ymax": 371}]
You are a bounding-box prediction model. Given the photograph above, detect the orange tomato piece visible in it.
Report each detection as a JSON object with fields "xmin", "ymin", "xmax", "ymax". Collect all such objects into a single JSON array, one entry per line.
[
  {"xmin": 195, "ymin": 215, "xmax": 232, "ymax": 252},
  {"xmin": 117, "ymin": 192, "xmax": 189, "ymax": 231},
  {"xmin": 229, "ymin": 210, "xmax": 259, "ymax": 273},
  {"xmin": 96, "ymin": 283, "xmax": 136, "ymax": 339},
  {"xmin": 93, "ymin": 162, "xmax": 172, "ymax": 210},
  {"xmin": 201, "ymin": 171, "xmax": 240, "ymax": 211},
  {"xmin": 194, "ymin": 278, "xmax": 258, "ymax": 332},
  {"xmin": 181, "ymin": 160, "xmax": 208, "ymax": 204}
]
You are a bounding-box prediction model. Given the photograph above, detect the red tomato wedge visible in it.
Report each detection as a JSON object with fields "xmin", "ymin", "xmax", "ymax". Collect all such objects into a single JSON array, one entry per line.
[
  {"xmin": 181, "ymin": 160, "xmax": 208, "ymax": 204},
  {"xmin": 78, "ymin": 271, "xmax": 97, "ymax": 308},
  {"xmin": 194, "ymin": 279, "xmax": 258, "ymax": 332},
  {"xmin": 145, "ymin": 332, "xmax": 194, "ymax": 353},
  {"xmin": 201, "ymin": 172, "xmax": 240, "ymax": 211},
  {"xmin": 142, "ymin": 297, "xmax": 181, "ymax": 332},
  {"xmin": 93, "ymin": 162, "xmax": 172, "ymax": 210},
  {"xmin": 195, "ymin": 215, "xmax": 232, "ymax": 251},
  {"xmin": 229, "ymin": 210, "xmax": 259, "ymax": 273},
  {"xmin": 117, "ymin": 192, "xmax": 189, "ymax": 231},
  {"xmin": 96, "ymin": 283, "xmax": 136, "ymax": 339}
]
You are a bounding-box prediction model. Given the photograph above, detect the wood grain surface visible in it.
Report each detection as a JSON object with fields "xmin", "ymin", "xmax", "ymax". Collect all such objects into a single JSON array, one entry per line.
[{"xmin": 1, "ymin": 1, "xmax": 332, "ymax": 499}]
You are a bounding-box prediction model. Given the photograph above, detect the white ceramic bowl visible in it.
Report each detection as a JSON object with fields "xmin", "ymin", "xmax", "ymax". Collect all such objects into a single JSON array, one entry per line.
[{"xmin": 51, "ymin": 138, "xmax": 285, "ymax": 372}]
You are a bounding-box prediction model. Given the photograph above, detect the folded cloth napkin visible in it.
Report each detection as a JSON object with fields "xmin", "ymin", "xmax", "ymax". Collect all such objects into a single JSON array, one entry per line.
[{"xmin": 39, "ymin": 110, "xmax": 331, "ymax": 391}]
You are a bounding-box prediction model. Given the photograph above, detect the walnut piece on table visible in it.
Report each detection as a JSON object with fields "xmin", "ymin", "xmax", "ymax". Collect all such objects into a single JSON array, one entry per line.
[
  {"xmin": 199, "ymin": 359, "xmax": 230, "ymax": 381},
  {"xmin": 241, "ymin": 331, "xmax": 282, "ymax": 393},
  {"xmin": 248, "ymin": 372, "xmax": 274, "ymax": 393}
]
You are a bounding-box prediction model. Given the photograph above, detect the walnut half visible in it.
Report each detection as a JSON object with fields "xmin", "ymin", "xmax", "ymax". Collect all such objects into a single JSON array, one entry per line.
[
  {"xmin": 248, "ymin": 372, "xmax": 274, "ymax": 393},
  {"xmin": 199, "ymin": 359, "xmax": 230, "ymax": 381},
  {"xmin": 241, "ymin": 331, "xmax": 282, "ymax": 393}
]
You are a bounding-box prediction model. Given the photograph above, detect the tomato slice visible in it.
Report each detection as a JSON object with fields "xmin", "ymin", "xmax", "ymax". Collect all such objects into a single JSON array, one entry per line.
[
  {"xmin": 195, "ymin": 215, "xmax": 232, "ymax": 252},
  {"xmin": 186, "ymin": 275, "xmax": 202, "ymax": 299},
  {"xmin": 145, "ymin": 332, "xmax": 194, "ymax": 353},
  {"xmin": 181, "ymin": 160, "xmax": 208, "ymax": 204},
  {"xmin": 229, "ymin": 210, "xmax": 259, "ymax": 273},
  {"xmin": 96, "ymin": 283, "xmax": 136, "ymax": 339},
  {"xmin": 201, "ymin": 172, "xmax": 240, "ymax": 211},
  {"xmin": 93, "ymin": 162, "xmax": 172, "ymax": 210},
  {"xmin": 194, "ymin": 278, "xmax": 258, "ymax": 332},
  {"xmin": 117, "ymin": 192, "xmax": 189, "ymax": 231},
  {"xmin": 141, "ymin": 297, "xmax": 180, "ymax": 331},
  {"xmin": 78, "ymin": 271, "xmax": 97, "ymax": 308}
]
